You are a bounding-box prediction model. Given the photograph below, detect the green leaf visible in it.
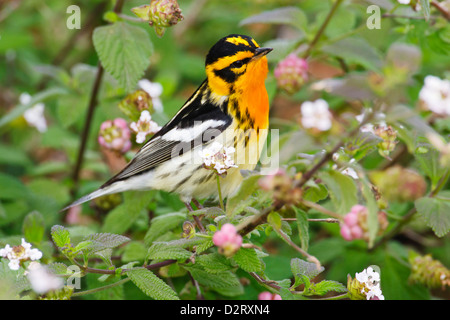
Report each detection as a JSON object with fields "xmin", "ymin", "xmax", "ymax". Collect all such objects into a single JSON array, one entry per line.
[
  {"xmin": 101, "ymin": 191, "xmax": 152, "ymax": 234},
  {"xmin": 22, "ymin": 211, "xmax": 45, "ymax": 244},
  {"xmin": 126, "ymin": 268, "xmax": 179, "ymax": 300},
  {"xmin": 226, "ymin": 174, "xmax": 261, "ymax": 217},
  {"xmin": 239, "ymin": 7, "xmax": 308, "ymax": 32},
  {"xmin": 302, "ymin": 183, "xmax": 328, "ymax": 203},
  {"xmin": 415, "ymin": 192, "xmax": 450, "ymax": 237},
  {"xmin": 0, "ymin": 173, "xmax": 30, "ymax": 200},
  {"xmin": 319, "ymin": 170, "xmax": 358, "ymax": 215},
  {"xmin": 196, "ymin": 253, "xmax": 233, "ymax": 274},
  {"xmin": 51, "ymin": 225, "xmax": 71, "ymax": 249},
  {"xmin": 294, "ymin": 207, "xmax": 309, "ymax": 251},
  {"xmin": 146, "ymin": 242, "xmax": 192, "ymax": 261},
  {"xmin": 361, "ymin": 178, "xmax": 379, "ymax": 248},
  {"xmin": 290, "ymin": 258, "xmax": 324, "ymax": 281},
  {"xmin": 93, "ymin": 22, "xmax": 153, "ymax": 92},
  {"xmin": 144, "ymin": 212, "xmax": 186, "ymax": 245},
  {"xmin": 233, "ymin": 247, "xmax": 264, "ymax": 272},
  {"xmin": 185, "ymin": 266, "xmax": 244, "ymax": 296},
  {"xmin": 414, "ymin": 137, "xmax": 442, "ymax": 187},
  {"xmin": 420, "ymin": 0, "xmax": 430, "ymax": 21},
  {"xmin": 305, "ymin": 280, "xmax": 347, "ymax": 296},
  {"xmin": 321, "ymin": 37, "xmax": 383, "ymax": 71}
]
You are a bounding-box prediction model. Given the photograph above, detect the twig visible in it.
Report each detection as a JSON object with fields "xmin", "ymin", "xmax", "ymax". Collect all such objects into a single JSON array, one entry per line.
[
  {"xmin": 302, "ymin": 0, "xmax": 343, "ymax": 59},
  {"xmin": 71, "ymin": 277, "xmax": 130, "ymax": 297},
  {"xmin": 431, "ymin": 0, "xmax": 450, "ymax": 20},
  {"xmin": 274, "ymin": 227, "xmax": 321, "ymax": 270},
  {"xmin": 300, "ymin": 199, "xmax": 342, "ymax": 220},
  {"xmin": 71, "ymin": 0, "xmax": 125, "ymax": 195}
]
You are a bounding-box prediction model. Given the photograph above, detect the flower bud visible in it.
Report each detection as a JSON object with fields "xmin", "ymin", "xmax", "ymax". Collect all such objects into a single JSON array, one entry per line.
[
  {"xmin": 98, "ymin": 118, "xmax": 132, "ymax": 154},
  {"xmin": 369, "ymin": 166, "xmax": 427, "ymax": 202},
  {"xmin": 373, "ymin": 124, "xmax": 398, "ymax": 159},
  {"xmin": 212, "ymin": 223, "xmax": 242, "ymax": 257},
  {"xmin": 340, "ymin": 205, "xmax": 388, "ymax": 242},
  {"xmin": 182, "ymin": 221, "xmax": 196, "ymax": 239},
  {"xmin": 409, "ymin": 252, "xmax": 450, "ymax": 289},
  {"xmin": 119, "ymin": 90, "xmax": 153, "ymax": 122},
  {"xmin": 258, "ymin": 169, "xmax": 302, "ymax": 206},
  {"xmin": 258, "ymin": 291, "xmax": 282, "ymax": 300},
  {"xmin": 274, "ymin": 54, "xmax": 308, "ymax": 94},
  {"xmin": 133, "ymin": 0, "xmax": 184, "ymax": 37}
]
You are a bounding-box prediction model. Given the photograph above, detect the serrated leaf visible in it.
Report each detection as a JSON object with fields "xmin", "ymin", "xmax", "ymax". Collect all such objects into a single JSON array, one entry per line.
[
  {"xmin": 126, "ymin": 268, "xmax": 179, "ymax": 300},
  {"xmin": 239, "ymin": 7, "xmax": 307, "ymax": 32},
  {"xmin": 144, "ymin": 212, "xmax": 186, "ymax": 245},
  {"xmin": 290, "ymin": 258, "xmax": 324, "ymax": 281},
  {"xmin": 294, "ymin": 207, "xmax": 309, "ymax": 251},
  {"xmin": 51, "ymin": 225, "xmax": 71, "ymax": 249},
  {"xmin": 305, "ymin": 280, "xmax": 347, "ymax": 296},
  {"xmin": 319, "ymin": 170, "xmax": 358, "ymax": 215},
  {"xmin": 415, "ymin": 192, "xmax": 450, "ymax": 237},
  {"xmin": 146, "ymin": 242, "xmax": 192, "ymax": 261},
  {"xmin": 185, "ymin": 266, "xmax": 243, "ymax": 296},
  {"xmin": 233, "ymin": 247, "xmax": 263, "ymax": 272},
  {"xmin": 93, "ymin": 22, "xmax": 153, "ymax": 92},
  {"xmin": 196, "ymin": 253, "xmax": 233, "ymax": 274},
  {"xmin": 83, "ymin": 233, "xmax": 130, "ymax": 249}
]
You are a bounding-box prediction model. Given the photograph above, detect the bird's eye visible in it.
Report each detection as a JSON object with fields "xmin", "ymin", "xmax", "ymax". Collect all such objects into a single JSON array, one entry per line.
[{"xmin": 231, "ymin": 60, "xmax": 244, "ymax": 68}]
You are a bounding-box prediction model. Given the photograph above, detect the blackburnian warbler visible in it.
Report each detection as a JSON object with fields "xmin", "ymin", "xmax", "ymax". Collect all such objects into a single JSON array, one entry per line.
[{"xmin": 63, "ymin": 34, "xmax": 272, "ymax": 211}]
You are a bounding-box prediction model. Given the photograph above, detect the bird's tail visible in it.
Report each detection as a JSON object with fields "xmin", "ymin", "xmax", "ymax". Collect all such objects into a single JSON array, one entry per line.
[{"xmin": 60, "ymin": 181, "xmax": 125, "ymax": 212}]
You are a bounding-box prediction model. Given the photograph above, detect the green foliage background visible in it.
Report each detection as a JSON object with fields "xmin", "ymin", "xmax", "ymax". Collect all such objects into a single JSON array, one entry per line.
[{"xmin": 0, "ymin": 0, "xmax": 449, "ymax": 300}]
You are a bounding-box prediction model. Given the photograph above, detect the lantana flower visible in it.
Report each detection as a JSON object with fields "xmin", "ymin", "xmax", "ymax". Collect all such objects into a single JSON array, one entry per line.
[
  {"xmin": 98, "ymin": 118, "xmax": 132, "ymax": 154},
  {"xmin": 300, "ymin": 99, "xmax": 332, "ymax": 132},
  {"xmin": 212, "ymin": 223, "xmax": 242, "ymax": 257},
  {"xmin": 138, "ymin": 79, "xmax": 164, "ymax": 112},
  {"xmin": 348, "ymin": 266, "xmax": 385, "ymax": 300},
  {"xmin": 0, "ymin": 238, "xmax": 43, "ymax": 270},
  {"xmin": 274, "ymin": 54, "xmax": 309, "ymax": 94},
  {"xmin": 419, "ymin": 75, "xmax": 450, "ymax": 116},
  {"xmin": 199, "ymin": 142, "xmax": 237, "ymax": 176},
  {"xmin": 340, "ymin": 205, "xmax": 388, "ymax": 242},
  {"xmin": 20, "ymin": 93, "xmax": 47, "ymax": 133},
  {"xmin": 130, "ymin": 110, "xmax": 161, "ymax": 144}
]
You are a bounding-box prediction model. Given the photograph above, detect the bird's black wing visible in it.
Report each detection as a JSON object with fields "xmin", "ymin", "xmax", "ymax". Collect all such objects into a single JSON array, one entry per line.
[{"xmin": 101, "ymin": 81, "xmax": 232, "ymax": 188}]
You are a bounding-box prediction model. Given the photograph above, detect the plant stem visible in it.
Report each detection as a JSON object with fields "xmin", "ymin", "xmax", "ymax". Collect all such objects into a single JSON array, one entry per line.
[
  {"xmin": 302, "ymin": 0, "xmax": 343, "ymax": 59},
  {"xmin": 71, "ymin": 277, "xmax": 130, "ymax": 297},
  {"xmin": 216, "ymin": 175, "xmax": 225, "ymax": 211},
  {"xmin": 70, "ymin": 0, "xmax": 125, "ymax": 196}
]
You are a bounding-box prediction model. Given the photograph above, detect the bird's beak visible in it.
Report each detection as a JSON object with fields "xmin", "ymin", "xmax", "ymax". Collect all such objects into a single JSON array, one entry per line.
[{"xmin": 252, "ymin": 47, "xmax": 273, "ymax": 60}]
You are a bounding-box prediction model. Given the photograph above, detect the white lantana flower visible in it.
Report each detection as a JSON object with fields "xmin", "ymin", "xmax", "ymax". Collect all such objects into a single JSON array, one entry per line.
[
  {"xmin": 355, "ymin": 266, "xmax": 385, "ymax": 300},
  {"xmin": 199, "ymin": 141, "xmax": 237, "ymax": 175},
  {"xmin": 397, "ymin": 0, "xmax": 410, "ymax": 4},
  {"xmin": 20, "ymin": 93, "xmax": 47, "ymax": 133},
  {"xmin": 27, "ymin": 262, "xmax": 64, "ymax": 294},
  {"xmin": 300, "ymin": 99, "xmax": 332, "ymax": 131},
  {"xmin": 0, "ymin": 238, "xmax": 43, "ymax": 270},
  {"xmin": 130, "ymin": 110, "xmax": 161, "ymax": 143},
  {"xmin": 419, "ymin": 75, "xmax": 450, "ymax": 116},
  {"xmin": 138, "ymin": 79, "xmax": 164, "ymax": 112}
]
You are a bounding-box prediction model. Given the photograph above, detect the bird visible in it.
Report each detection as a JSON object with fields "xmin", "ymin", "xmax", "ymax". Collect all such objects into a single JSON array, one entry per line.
[{"xmin": 63, "ymin": 34, "xmax": 272, "ymax": 212}]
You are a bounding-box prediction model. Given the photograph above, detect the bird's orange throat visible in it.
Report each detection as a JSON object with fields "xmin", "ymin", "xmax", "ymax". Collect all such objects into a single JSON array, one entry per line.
[{"xmin": 234, "ymin": 56, "xmax": 270, "ymax": 131}]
